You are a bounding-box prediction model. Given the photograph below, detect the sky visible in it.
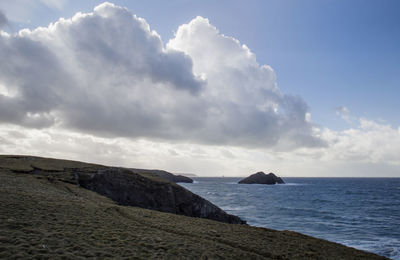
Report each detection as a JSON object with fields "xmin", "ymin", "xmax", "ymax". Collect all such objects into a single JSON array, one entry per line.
[{"xmin": 0, "ymin": 0, "xmax": 399, "ymax": 177}]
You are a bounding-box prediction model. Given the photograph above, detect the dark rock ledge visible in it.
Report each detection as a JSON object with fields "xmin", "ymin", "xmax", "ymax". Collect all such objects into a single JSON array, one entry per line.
[
  {"xmin": 0, "ymin": 155, "xmax": 244, "ymax": 224},
  {"xmin": 77, "ymin": 168, "xmax": 244, "ymax": 224},
  {"xmin": 130, "ymin": 168, "xmax": 193, "ymax": 183}
]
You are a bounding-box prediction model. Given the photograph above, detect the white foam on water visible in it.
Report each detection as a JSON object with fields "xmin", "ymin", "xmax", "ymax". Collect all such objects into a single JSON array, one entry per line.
[
  {"xmin": 223, "ymin": 205, "xmax": 254, "ymax": 211},
  {"xmin": 280, "ymin": 183, "xmax": 308, "ymax": 186}
]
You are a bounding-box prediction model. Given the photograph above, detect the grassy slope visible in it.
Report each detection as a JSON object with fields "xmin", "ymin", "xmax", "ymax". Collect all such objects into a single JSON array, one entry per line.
[{"xmin": 0, "ymin": 155, "xmax": 388, "ymax": 259}]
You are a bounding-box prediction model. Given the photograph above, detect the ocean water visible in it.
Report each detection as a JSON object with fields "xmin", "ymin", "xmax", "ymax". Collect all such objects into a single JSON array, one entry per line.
[{"xmin": 180, "ymin": 178, "xmax": 400, "ymax": 259}]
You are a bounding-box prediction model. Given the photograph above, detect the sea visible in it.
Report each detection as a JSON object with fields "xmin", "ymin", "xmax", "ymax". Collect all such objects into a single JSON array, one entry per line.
[{"xmin": 180, "ymin": 177, "xmax": 400, "ymax": 260}]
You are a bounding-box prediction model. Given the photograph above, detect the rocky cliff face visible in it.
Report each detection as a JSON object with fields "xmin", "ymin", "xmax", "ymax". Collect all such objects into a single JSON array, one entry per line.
[
  {"xmin": 1, "ymin": 155, "xmax": 387, "ymax": 259},
  {"xmin": 239, "ymin": 172, "xmax": 284, "ymax": 185},
  {"xmin": 1, "ymin": 155, "xmax": 244, "ymax": 224},
  {"xmin": 130, "ymin": 168, "xmax": 193, "ymax": 183},
  {"xmin": 77, "ymin": 167, "xmax": 243, "ymax": 223}
]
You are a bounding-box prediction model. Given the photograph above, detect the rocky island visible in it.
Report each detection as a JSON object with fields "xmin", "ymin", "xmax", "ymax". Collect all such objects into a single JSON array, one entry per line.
[
  {"xmin": 0, "ymin": 155, "xmax": 387, "ymax": 259},
  {"xmin": 239, "ymin": 171, "xmax": 285, "ymax": 185}
]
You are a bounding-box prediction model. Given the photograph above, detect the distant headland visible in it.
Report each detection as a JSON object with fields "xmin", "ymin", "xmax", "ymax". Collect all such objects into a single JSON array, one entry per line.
[{"xmin": 0, "ymin": 155, "xmax": 386, "ymax": 259}]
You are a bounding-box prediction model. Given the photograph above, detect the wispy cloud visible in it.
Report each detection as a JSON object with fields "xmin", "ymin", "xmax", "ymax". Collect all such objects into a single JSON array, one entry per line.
[
  {"xmin": 336, "ymin": 106, "xmax": 352, "ymax": 123},
  {"xmin": 39, "ymin": 0, "xmax": 66, "ymax": 10},
  {"xmin": 0, "ymin": 0, "xmax": 66, "ymax": 25}
]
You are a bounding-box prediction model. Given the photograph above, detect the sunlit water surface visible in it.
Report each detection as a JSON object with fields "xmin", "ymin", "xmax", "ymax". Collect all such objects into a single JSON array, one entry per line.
[{"xmin": 181, "ymin": 178, "xmax": 400, "ymax": 259}]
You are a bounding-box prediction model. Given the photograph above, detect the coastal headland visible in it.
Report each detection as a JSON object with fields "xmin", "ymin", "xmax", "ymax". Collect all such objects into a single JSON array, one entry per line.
[{"xmin": 0, "ymin": 155, "xmax": 388, "ymax": 259}]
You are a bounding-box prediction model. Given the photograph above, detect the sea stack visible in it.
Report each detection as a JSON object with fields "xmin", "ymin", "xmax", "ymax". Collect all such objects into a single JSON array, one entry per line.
[{"xmin": 239, "ymin": 171, "xmax": 284, "ymax": 185}]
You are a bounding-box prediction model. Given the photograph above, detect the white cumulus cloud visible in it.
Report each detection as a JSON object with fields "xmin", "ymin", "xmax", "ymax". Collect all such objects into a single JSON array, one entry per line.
[
  {"xmin": 0, "ymin": 3, "xmax": 322, "ymax": 149},
  {"xmin": 1, "ymin": 2, "xmax": 398, "ymax": 177},
  {"xmin": 321, "ymin": 119, "xmax": 400, "ymax": 165},
  {"xmin": 167, "ymin": 17, "xmax": 322, "ymax": 148}
]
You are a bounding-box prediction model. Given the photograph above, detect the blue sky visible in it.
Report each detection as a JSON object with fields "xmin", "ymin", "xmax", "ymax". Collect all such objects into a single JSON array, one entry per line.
[
  {"xmin": 3, "ymin": 0, "xmax": 400, "ymax": 130},
  {"xmin": 0, "ymin": 1, "xmax": 399, "ymax": 176}
]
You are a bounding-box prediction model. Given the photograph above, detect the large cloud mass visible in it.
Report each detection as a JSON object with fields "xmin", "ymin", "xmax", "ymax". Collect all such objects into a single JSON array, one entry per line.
[
  {"xmin": 0, "ymin": 2, "xmax": 321, "ymax": 149},
  {"xmin": 0, "ymin": 2, "xmax": 399, "ymax": 176},
  {"xmin": 167, "ymin": 17, "xmax": 322, "ymax": 148}
]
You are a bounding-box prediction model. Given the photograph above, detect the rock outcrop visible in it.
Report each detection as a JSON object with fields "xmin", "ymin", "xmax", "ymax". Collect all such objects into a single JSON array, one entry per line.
[
  {"xmin": 130, "ymin": 168, "xmax": 193, "ymax": 183},
  {"xmin": 1, "ymin": 155, "xmax": 388, "ymax": 259},
  {"xmin": 239, "ymin": 172, "xmax": 284, "ymax": 185},
  {"xmin": 77, "ymin": 168, "xmax": 243, "ymax": 224},
  {"xmin": 0, "ymin": 155, "xmax": 243, "ymax": 224}
]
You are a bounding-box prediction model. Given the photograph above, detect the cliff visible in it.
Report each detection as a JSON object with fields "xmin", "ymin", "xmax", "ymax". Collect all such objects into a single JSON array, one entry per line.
[
  {"xmin": 130, "ymin": 168, "xmax": 193, "ymax": 183},
  {"xmin": 0, "ymin": 155, "xmax": 387, "ymax": 259},
  {"xmin": 0, "ymin": 155, "xmax": 242, "ymax": 224}
]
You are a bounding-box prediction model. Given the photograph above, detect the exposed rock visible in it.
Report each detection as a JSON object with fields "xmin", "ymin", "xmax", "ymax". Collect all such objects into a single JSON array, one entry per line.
[
  {"xmin": 1, "ymin": 156, "xmax": 388, "ymax": 259},
  {"xmin": 77, "ymin": 167, "xmax": 244, "ymax": 224},
  {"xmin": 0, "ymin": 155, "xmax": 243, "ymax": 224},
  {"xmin": 239, "ymin": 172, "xmax": 285, "ymax": 185},
  {"xmin": 130, "ymin": 168, "xmax": 193, "ymax": 183},
  {"xmin": 179, "ymin": 173, "xmax": 197, "ymax": 177}
]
